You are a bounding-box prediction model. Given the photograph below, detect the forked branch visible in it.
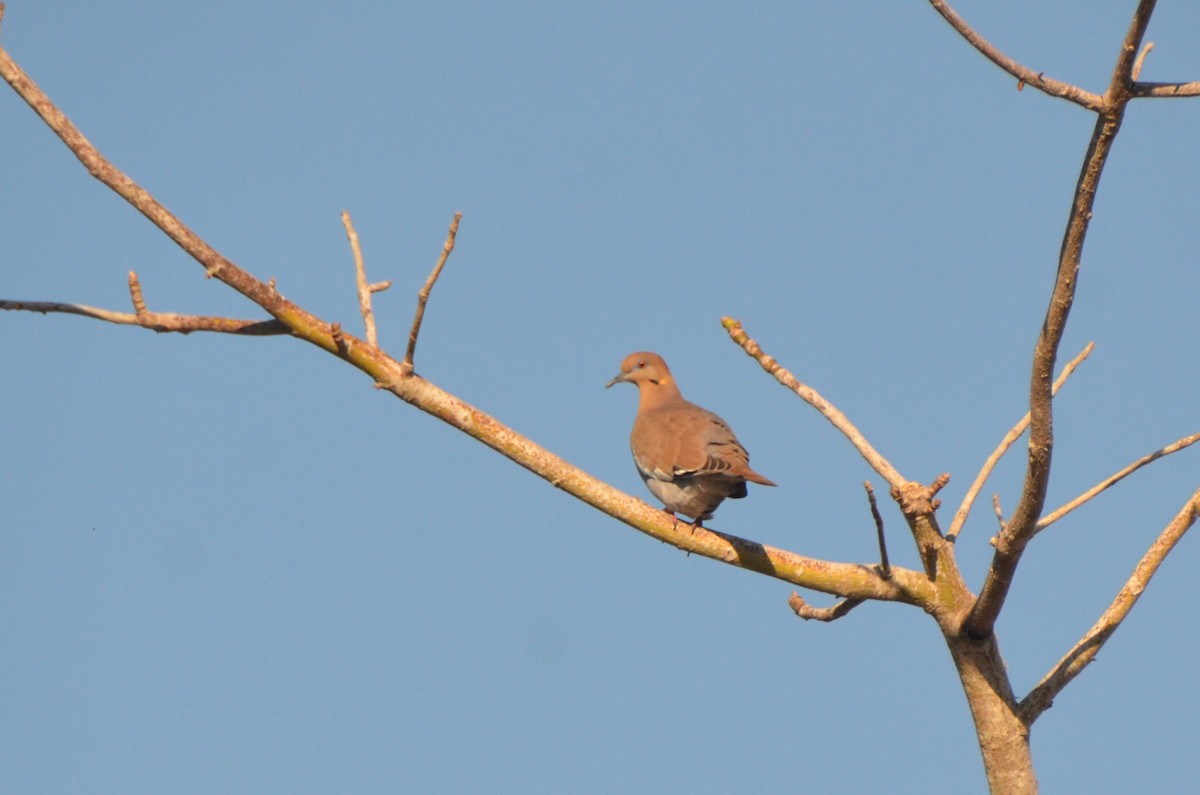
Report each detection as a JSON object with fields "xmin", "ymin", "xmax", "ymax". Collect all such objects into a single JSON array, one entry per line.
[
  {"xmin": 0, "ymin": 40, "xmax": 341, "ymax": 356},
  {"xmin": 1, "ymin": 270, "xmax": 289, "ymax": 336},
  {"xmin": 0, "ymin": 31, "xmax": 938, "ymax": 611},
  {"xmin": 963, "ymin": 0, "xmax": 1160, "ymax": 639}
]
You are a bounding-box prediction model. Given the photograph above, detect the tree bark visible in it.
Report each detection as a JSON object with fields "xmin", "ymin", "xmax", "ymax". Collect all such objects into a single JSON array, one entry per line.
[{"xmin": 947, "ymin": 634, "xmax": 1036, "ymax": 793}]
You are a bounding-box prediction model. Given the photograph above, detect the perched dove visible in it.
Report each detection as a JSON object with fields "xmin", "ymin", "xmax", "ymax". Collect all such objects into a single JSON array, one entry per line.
[{"xmin": 606, "ymin": 351, "xmax": 775, "ymax": 527}]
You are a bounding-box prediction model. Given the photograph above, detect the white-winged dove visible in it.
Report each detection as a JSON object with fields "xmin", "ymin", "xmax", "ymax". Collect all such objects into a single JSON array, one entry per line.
[{"xmin": 607, "ymin": 351, "xmax": 776, "ymax": 527}]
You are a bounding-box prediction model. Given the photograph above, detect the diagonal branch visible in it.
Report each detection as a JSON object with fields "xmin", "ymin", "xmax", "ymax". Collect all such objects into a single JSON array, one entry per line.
[
  {"xmin": 963, "ymin": 1, "xmax": 1160, "ymax": 639},
  {"xmin": 0, "ymin": 34, "xmax": 939, "ymax": 613},
  {"xmin": 1018, "ymin": 485, "xmax": 1200, "ymax": 725},
  {"xmin": 928, "ymin": 0, "xmax": 1103, "ymax": 110},
  {"xmin": 947, "ymin": 342, "xmax": 1093, "ymax": 540},
  {"xmin": 402, "ymin": 213, "xmax": 461, "ymax": 374},
  {"xmin": 722, "ymin": 317, "xmax": 905, "ymax": 490},
  {"xmin": 0, "ymin": 42, "xmax": 338, "ymax": 355},
  {"xmin": 1033, "ymin": 431, "xmax": 1200, "ymax": 535}
]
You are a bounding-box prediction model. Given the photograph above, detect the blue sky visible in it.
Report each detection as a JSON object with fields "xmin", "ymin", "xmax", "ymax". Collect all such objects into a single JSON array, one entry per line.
[{"xmin": 3, "ymin": 2, "xmax": 1199, "ymax": 792}]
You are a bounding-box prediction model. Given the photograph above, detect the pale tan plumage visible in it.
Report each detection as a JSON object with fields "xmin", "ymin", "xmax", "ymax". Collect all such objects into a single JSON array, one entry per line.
[{"xmin": 606, "ymin": 351, "xmax": 775, "ymax": 526}]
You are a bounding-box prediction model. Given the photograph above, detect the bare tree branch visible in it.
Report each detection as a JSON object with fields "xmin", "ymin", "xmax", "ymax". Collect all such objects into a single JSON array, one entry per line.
[
  {"xmin": 1034, "ymin": 432, "xmax": 1200, "ymax": 535},
  {"xmin": 864, "ymin": 482, "xmax": 891, "ymax": 579},
  {"xmin": 1106, "ymin": 0, "xmax": 1159, "ymax": 106},
  {"xmin": 0, "ymin": 36, "xmax": 942, "ymax": 612},
  {"xmin": 0, "ymin": 292, "xmax": 288, "ymax": 336},
  {"xmin": 721, "ymin": 317, "xmax": 906, "ymax": 490},
  {"xmin": 1132, "ymin": 80, "xmax": 1200, "ymax": 98},
  {"xmin": 342, "ymin": 210, "xmax": 390, "ymax": 347},
  {"xmin": 947, "ymin": 342, "xmax": 1093, "ymax": 540},
  {"xmin": 1019, "ymin": 485, "xmax": 1200, "ymax": 725},
  {"xmin": 789, "ymin": 592, "xmax": 864, "ymax": 622},
  {"xmin": 402, "ymin": 212, "xmax": 461, "ymax": 375},
  {"xmin": 0, "ymin": 42, "xmax": 343, "ymax": 355},
  {"xmin": 963, "ymin": 2, "xmax": 1160, "ymax": 640},
  {"xmin": 928, "ymin": 0, "xmax": 1103, "ymax": 110}
]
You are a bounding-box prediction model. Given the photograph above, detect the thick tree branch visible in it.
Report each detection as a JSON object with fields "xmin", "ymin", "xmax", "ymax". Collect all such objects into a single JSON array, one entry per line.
[
  {"xmin": 1033, "ymin": 431, "xmax": 1200, "ymax": 535},
  {"xmin": 0, "ymin": 36, "xmax": 938, "ymax": 612},
  {"xmin": 928, "ymin": 0, "xmax": 1103, "ymax": 110},
  {"xmin": 1106, "ymin": 0, "xmax": 1158, "ymax": 107},
  {"xmin": 722, "ymin": 317, "xmax": 905, "ymax": 490},
  {"xmin": 1019, "ymin": 485, "xmax": 1200, "ymax": 724},
  {"xmin": 947, "ymin": 342, "xmax": 1093, "ymax": 541},
  {"xmin": 963, "ymin": 2, "xmax": 1159, "ymax": 640}
]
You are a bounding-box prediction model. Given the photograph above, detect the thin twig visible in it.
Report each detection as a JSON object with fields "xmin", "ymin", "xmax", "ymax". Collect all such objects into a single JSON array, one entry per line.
[
  {"xmin": 788, "ymin": 592, "xmax": 865, "ymax": 622},
  {"xmin": 1019, "ymin": 485, "xmax": 1200, "ymax": 725},
  {"xmin": 0, "ymin": 297, "xmax": 288, "ymax": 335},
  {"xmin": 722, "ymin": 317, "xmax": 905, "ymax": 490},
  {"xmin": 402, "ymin": 212, "xmax": 462, "ymax": 374},
  {"xmin": 864, "ymin": 482, "xmax": 891, "ymax": 579},
  {"xmin": 1131, "ymin": 41, "xmax": 1154, "ymax": 81},
  {"xmin": 992, "ymin": 494, "xmax": 1005, "ymax": 535},
  {"xmin": 1034, "ymin": 431, "xmax": 1200, "ymax": 535},
  {"xmin": 342, "ymin": 210, "xmax": 387, "ymax": 347},
  {"xmin": 947, "ymin": 342, "xmax": 1094, "ymax": 540},
  {"xmin": 927, "ymin": 0, "xmax": 1103, "ymax": 111}
]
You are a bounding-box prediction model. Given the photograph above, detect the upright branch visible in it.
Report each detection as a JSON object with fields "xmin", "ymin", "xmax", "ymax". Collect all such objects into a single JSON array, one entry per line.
[
  {"xmin": 864, "ymin": 481, "xmax": 891, "ymax": 579},
  {"xmin": 402, "ymin": 213, "xmax": 461, "ymax": 374},
  {"xmin": 342, "ymin": 211, "xmax": 391, "ymax": 348},
  {"xmin": 962, "ymin": 0, "xmax": 1157, "ymax": 639}
]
